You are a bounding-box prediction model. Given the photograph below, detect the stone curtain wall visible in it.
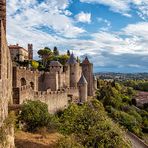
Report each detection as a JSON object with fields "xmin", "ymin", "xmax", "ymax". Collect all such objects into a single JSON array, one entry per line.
[
  {"xmin": 13, "ymin": 66, "xmax": 39, "ymax": 91},
  {"xmin": 0, "ymin": 19, "xmax": 14, "ymax": 147},
  {"xmin": 14, "ymin": 86, "xmax": 68, "ymax": 114},
  {"xmin": 0, "ymin": 20, "xmax": 12, "ymax": 126}
]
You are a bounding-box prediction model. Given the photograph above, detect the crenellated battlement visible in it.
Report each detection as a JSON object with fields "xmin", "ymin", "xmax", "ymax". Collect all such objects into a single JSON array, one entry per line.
[
  {"xmin": 16, "ymin": 66, "xmax": 40, "ymax": 74},
  {"xmin": 13, "ymin": 85, "xmax": 68, "ymax": 113},
  {"xmin": 20, "ymin": 85, "xmax": 66, "ymax": 96}
]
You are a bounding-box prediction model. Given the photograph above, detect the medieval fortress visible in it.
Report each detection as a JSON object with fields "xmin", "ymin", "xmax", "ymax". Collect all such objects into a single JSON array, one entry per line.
[{"xmin": 0, "ymin": 1, "xmax": 97, "ymax": 147}]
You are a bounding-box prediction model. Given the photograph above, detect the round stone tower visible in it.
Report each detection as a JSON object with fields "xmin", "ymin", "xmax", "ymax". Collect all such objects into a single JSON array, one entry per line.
[
  {"xmin": 81, "ymin": 56, "xmax": 93, "ymax": 96},
  {"xmin": 0, "ymin": 0, "xmax": 6, "ymax": 32},
  {"xmin": 49, "ymin": 61, "xmax": 63, "ymax": 73},
  {"xmin": 78, "ymin": 74, "xmax": 88, "ymax": 103},
  {"xmin": 67, "ymin": 53, "xmax": 80, "ymax": 88}
]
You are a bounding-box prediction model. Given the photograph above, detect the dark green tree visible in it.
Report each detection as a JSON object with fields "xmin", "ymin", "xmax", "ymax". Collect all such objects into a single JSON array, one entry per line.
[
  {"xmin": 53, "ymin": 46, "xmax": 59, "ymax": 56},
  {"xmin": 37, "ymin": 47, "xmax": 52, "ymax": 66},
  {"xmin": 67, "ymin": 50, "xmax": 70, "ymax": 56},
  {"xmin": 20, "ymin": 100, "xmax": 51, "ymax": 131}
]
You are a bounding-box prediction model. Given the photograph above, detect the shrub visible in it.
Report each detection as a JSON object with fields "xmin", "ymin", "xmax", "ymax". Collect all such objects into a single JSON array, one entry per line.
[
  {"xmin": 55, "ymin": 135, "xmax": 84, "ymax": 148},
  {"xmin": 111, "ymin": 110, "xmax": 142, "ymax": 135},
  {"xmin": 58, "ymin": 100, "xmax": 131, "ymax": 148},
  {"xmin": 20, "ymin": 100, "xmax": 51, "ymax": 131}
]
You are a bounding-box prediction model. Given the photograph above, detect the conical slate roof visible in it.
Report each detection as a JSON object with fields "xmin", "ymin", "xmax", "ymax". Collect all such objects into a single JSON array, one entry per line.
[
  {"xmin": 67, "ymin": 53, "xmax": 77, "ymax": 64},
  {"xmin": 50, "ymin": 61, "xmax": 62, "ymax": 67},
  {"xmin": 78, "ymin": 74, "xmax": 87, "ymax": 84},
  {"xmin": 82, "ymin": 56, "xmax": 90, "ymax": 64}
]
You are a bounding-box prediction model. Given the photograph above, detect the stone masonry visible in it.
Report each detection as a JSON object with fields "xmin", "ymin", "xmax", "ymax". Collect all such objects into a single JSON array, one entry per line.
[{"xmin": 0, "ymin": 0, "xmax": 14, "ymax": 146}]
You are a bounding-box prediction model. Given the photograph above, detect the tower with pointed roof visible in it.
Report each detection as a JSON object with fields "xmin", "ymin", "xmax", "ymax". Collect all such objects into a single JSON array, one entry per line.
[
  {"xmin": 81, "ymin": 56, "xmax": 94, "ymax": 96},
  {"xmin": 67, "ymin": 53, "xmax": 80, "ymax": 87},
  {"xmin": 78, "ymin": 74, "xmax": 88, "ymax": 103}
]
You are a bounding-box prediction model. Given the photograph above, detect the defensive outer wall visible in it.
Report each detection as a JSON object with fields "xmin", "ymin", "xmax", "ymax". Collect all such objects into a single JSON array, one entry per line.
[{"xmin": 12, "ymin": 66, "xmax": 80, "ymax": 113}]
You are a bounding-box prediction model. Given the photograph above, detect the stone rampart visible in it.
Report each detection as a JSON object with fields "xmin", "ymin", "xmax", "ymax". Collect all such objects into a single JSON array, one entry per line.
[
  {"xmin": 67, "ymin": 87, "xmax": 79, "ymax": 97},
  {"xmin": 0, "ymin": 18, "xmax": 14, "ymax": 148},
  {"xmin": 13, "ymin": 66, "xmax": 40, "ymax": 91},
  {"xmin": 13, "ymin": 85, "xmax": 68, "ymax": 114}
]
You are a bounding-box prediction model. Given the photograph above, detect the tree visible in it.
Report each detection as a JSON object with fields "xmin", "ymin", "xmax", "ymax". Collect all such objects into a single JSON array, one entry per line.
[
  {"xmin": 76, "ymin": 56, "xmax": 81, "ymax": 63},
  {"xmin": 58, "ymin": 100, "xmax": 131, "ymax": 148},
  {"xmin": 37, "ymin": 47, "xmax": 52, "ymax": 66},
  {"xmin": 53, "ymin": 46, "xmax": 59, "ymax": 56},
  {"xmin": 31, "ymin": 60, "xmax": 39, "ymax": 69},
  {"xmin": 58, "ymin": 55, "xmax": 69, "ymax": 65},
  {"xmin": 67, "ymin": 50, "xmax": 70, "ymax": 56},
  {"xmin": 20, "ymin": 100, "xmax": 51, "ymax": 131}
]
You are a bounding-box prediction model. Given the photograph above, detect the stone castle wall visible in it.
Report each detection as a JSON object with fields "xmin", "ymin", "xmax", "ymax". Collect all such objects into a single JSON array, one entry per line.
[
  {"xmin": 13, "ymin": 66, "xmax": 39, "ymax": 91},
  {"xmin": 81, "ymin": 63, "xmax": 94, "ymax": 96},
  {"xmin": 12, "ymin": 66, "xmax": 81, "ymax": 113},
  {"xmin": 39, "ymin": 72, "xmax": 59, "ymax": 91},
  {"xmin": 67, "ymin": 87, "xmax": 79, "ymax": 98},
  {"xmin": 13, "ymin": 85, "xmax": 68, "ymax": 113},
  {"xmin": 0, "ymin": 18, "xmax": 14, "ymax": 148}
]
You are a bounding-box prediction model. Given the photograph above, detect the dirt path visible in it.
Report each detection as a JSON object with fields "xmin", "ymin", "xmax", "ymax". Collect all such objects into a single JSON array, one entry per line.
[
  {"xmin": 15, "ymin": 131, "xmax": 62, "ymax": 148},
  {"xmin": 126, "ymin": 132, "xmax": 148, "ymax": 148}
]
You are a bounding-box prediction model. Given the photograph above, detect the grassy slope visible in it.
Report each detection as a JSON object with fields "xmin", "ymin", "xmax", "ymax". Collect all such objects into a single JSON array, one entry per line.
[{"xmin": 15, "ymin": 131, "xmax": 62, "ymax": 148}]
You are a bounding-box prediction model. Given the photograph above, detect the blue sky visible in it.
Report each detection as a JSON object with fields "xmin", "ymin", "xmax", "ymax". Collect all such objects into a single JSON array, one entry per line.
[{"xmin": 7, "ymin": 0, "xmax": 148, "ymax": 73}]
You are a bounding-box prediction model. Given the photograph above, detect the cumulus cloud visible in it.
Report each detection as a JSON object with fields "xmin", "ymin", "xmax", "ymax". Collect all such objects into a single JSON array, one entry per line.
[
  {"xmin": 7, "ymin": 0, "xmax": 85, "ymax": 46},
  {"xmin": 80, "ymin": 0, "xmax": 148, "ymax": 19},
  {"xmin": 75, "ymin": 12, "xmax": 91, "ymax": 23},
  {"xmin": 6, "ymin": 0, "xmax": 148, "ymax": 72}
]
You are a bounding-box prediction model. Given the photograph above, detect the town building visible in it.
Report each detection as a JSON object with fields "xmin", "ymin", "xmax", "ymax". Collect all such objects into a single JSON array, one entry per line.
[{"xmin": 9, "ymin": 44, "xmax": 33, "ymax": 61}]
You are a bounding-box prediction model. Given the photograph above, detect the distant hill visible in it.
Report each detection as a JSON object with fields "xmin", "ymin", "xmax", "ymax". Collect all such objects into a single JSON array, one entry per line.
[{"xmin": 95, "ymin": 72, "xmax": 148, "ymax": 80}]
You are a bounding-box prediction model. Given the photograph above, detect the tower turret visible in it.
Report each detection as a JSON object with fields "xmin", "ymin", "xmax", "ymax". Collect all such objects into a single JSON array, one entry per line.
[
  {"xmin": 78, "ymin": 74, "xmax": 88, "ymax": 103},
  {"xmin": 49, "ymin": 61, "xmax": 63, "ymax": 73},
  {"xmin": 81, "ymin": 56, "xmax": 93, "ymax": 96},
  {"xmin": 28, "ymin": 44, "xmax": 33, "ymax": 60},
  {"xmin": 67, "ymin": 53, "xmax": 80, "ymax": 88},
  {"xmin": 0, "ymin": 0, "xmax": 6, "ymax": 33}
]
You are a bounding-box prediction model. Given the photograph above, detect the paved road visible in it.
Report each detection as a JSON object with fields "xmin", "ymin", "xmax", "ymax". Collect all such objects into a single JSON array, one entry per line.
[{"xmin": 126, "ymin": 132, "xmax": 148, "ymax": 148}]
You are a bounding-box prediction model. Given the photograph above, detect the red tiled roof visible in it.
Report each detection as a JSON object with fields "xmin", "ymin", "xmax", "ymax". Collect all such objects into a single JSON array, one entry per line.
[
  {"xmin": 135, "ymin": 91, "xmax": 148, "ymax": 105},
  {"xmin": 9, "ymin": 44, "xmax": 28, "ymax": 52}
]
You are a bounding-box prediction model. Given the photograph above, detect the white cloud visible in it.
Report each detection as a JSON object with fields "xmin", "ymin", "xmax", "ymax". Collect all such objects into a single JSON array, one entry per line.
[
  {"xmin": 6, "ymin": 0, "xmax": 148, "ymax": 71},
  {"xmin": 75, "ymin": 12, "xmax": 91, "ymax": 23},
  {"xmin": 80, "ymin": 0, "xmax": 148, "ymax": 18},
  {"xmin": 123, "ymin": 22, "xmax": 148, "ymax": 39},
  {"xmin": 62, "ymin": 22, "xmax": 148, "ymax": 58},
  {"xmin": 7, "ymin": 0, "xmax": 85, "ymax": 44}
]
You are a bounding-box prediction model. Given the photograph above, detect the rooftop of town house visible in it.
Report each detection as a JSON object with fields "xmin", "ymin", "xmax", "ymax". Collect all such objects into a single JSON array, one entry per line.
[{"xmin": 9, "ymin": 44, "xmax": 28, "ymax": 52}]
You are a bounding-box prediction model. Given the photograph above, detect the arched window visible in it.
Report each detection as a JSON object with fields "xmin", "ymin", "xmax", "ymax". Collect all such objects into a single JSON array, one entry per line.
[
  {"xmin": 30, "ymin": 82, "xmax": 34, "ymax": 90},
  {"xmin": 21, "ymin": 78, "xmax": 26, "ymax": 86}
]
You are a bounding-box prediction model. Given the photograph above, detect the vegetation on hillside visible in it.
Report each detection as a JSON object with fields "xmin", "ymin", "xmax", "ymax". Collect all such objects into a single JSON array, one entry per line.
[
  {"xmin": 122, "ymin": 80, "xmax": 148, "ymax": 91},
  {"xmin": 96, "ymin": 80, "xmax": 148, "ymax": 137},
  {"xmin": 19, "ymin": 100, "xmax": 131, "ymax": 148}
]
